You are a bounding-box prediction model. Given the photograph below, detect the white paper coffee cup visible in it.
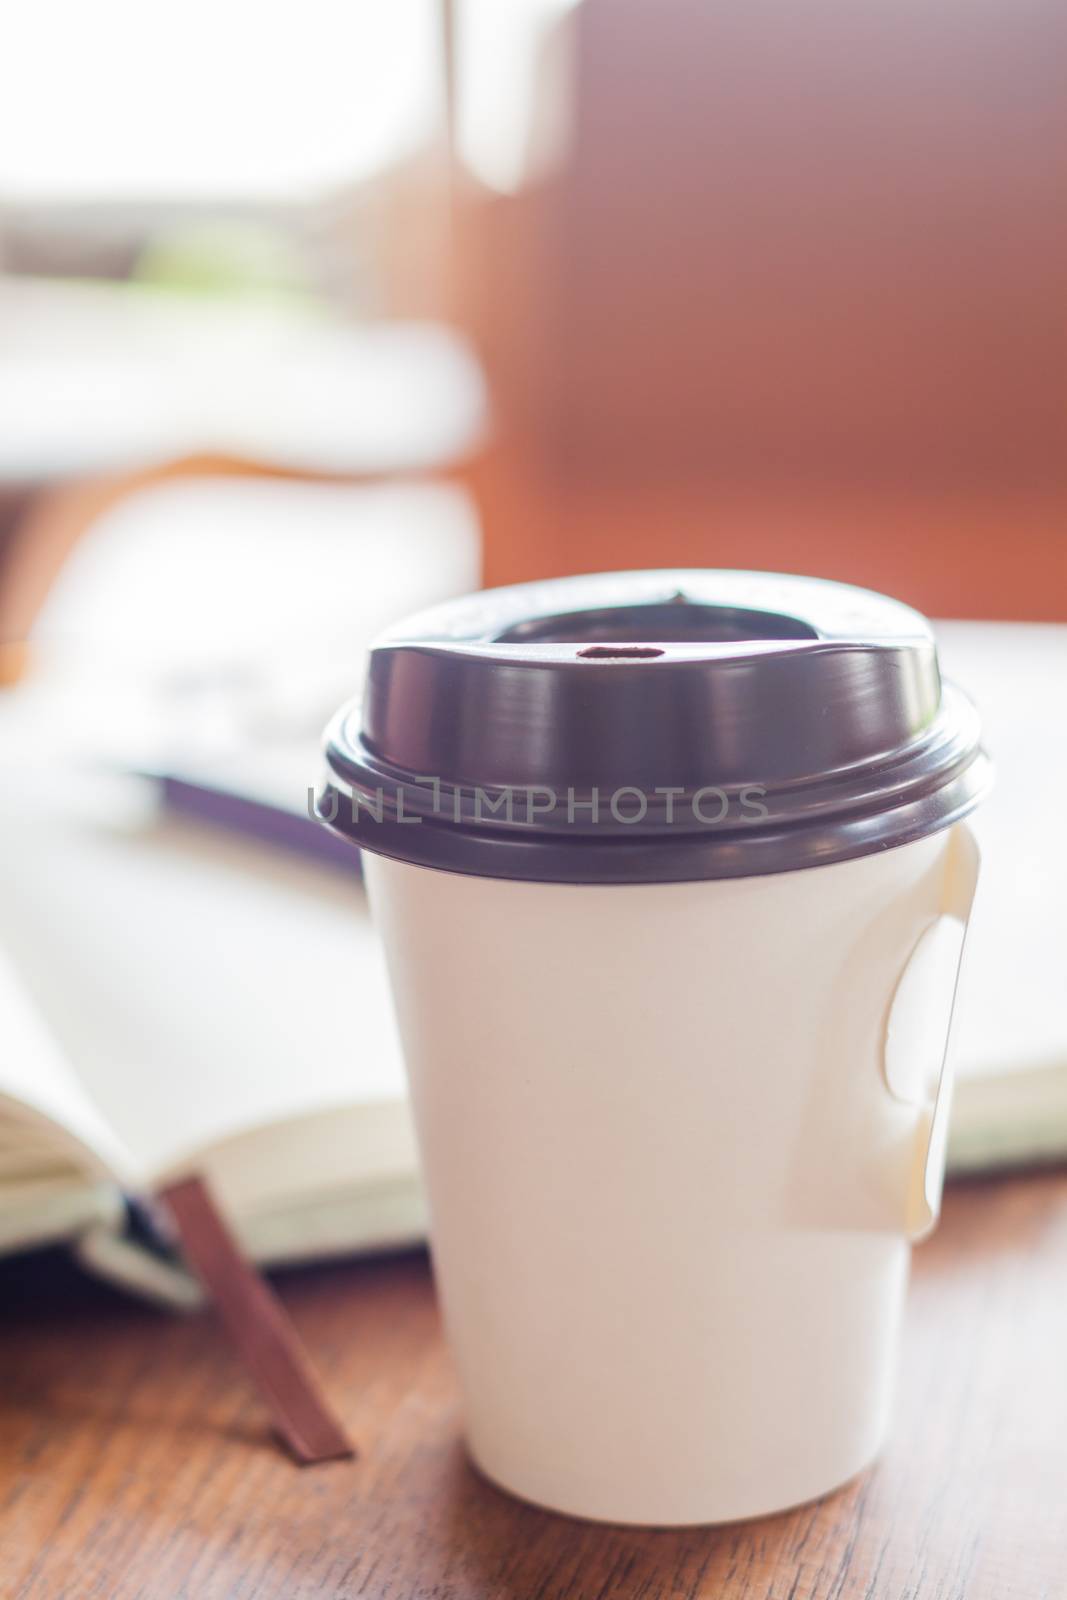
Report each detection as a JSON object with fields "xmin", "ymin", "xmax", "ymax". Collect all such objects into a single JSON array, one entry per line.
[{"xmin": 319, "ymin": 570, "xmax": 989, "ymax": 1523}]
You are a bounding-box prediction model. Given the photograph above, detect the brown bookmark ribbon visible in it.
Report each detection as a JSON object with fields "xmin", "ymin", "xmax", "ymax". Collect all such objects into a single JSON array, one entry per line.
[{"xmin": 161, "ymin": 1175, "xmax": 355, "ymax": 1465}]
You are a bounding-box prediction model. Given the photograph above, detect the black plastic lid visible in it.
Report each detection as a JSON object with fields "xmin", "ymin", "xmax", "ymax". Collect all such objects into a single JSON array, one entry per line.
[{"xmin": 317, "ymin": 570, "xmax": 990, "ymax": 883}]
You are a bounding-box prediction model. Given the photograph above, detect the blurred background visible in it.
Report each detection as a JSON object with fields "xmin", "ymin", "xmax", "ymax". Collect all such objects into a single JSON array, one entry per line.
[
  {"xmin": 1, "ymin": 0, "xmax": 1066, "ymax": 1249},
  {"xmin": 2, "ymin": 0, "xmax": 1065, "ymax": 685}
]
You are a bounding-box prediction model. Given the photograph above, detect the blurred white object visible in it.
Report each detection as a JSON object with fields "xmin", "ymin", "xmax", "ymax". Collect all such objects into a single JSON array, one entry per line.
[
  {"xmin": 0, "ymin": 0, "xmax": 439, "ymax": 201},
  {"xmin": 33, "ymin": 474, "xmax": 480, "ymax": 674},
  {"xmin": 29, "ymin": 474, "xmax": 480, "ymax": 772},
  {"xmin": 936, "ymin": 622, "xmax": 1067, "ymax": 1169},
  {"xmin": 0, "ymin": 280, "xmax": 486, "ymax": 478},
  {"xmin": 456, "ymin": 0, "xmax": 580, "ymax": 193}
]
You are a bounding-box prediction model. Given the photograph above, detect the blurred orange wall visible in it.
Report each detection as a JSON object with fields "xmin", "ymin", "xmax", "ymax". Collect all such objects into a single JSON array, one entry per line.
[{"xmin": 455, "ymin": 0, "xmax": 1067, "ymax": 618}]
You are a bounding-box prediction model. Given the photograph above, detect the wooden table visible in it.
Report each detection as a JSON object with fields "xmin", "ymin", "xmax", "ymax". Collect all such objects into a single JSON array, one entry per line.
[{"xmin": 3, "ymin": 1169, "xmax": 1066, "ymax": 1599}]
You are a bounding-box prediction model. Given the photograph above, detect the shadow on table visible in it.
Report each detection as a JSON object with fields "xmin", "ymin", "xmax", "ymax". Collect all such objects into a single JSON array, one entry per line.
[{"xmin": 432, "ymin": 1441, "xmax": 815, "ymax": 1600}]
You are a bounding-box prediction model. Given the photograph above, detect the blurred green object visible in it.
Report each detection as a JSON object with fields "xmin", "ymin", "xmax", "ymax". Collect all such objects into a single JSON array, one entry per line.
[{"xmin": 133, "ymin": 220, "xmax": 313, "ymax": 302}]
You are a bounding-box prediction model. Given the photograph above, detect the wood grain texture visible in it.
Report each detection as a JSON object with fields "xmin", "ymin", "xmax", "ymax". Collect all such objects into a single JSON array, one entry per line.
[{"xmin": 3, "ymin": 1170, "xmax": 1067, "ymax": 1599}]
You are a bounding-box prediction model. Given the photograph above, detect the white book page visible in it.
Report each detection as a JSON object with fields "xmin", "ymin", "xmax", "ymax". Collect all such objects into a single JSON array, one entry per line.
[
  {"xmin": 0, "ymin": 802, "xmax": 407, "ymax": 1187},
  {"xmin": 0, "ymin": 473, "xmax": 479, "ymax": 1208},
  {"xmin": 935, "ymin": 621, "xmax": 1067, "ymax": 1080},
  {"xmin": 0, "ymin": 948, "xmax": 138, "ymax": 1185}
]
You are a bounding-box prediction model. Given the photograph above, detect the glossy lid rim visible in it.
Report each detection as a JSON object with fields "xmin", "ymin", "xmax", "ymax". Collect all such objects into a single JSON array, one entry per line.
[{"xmin": 317, "ymin": 570, "xmax": 990, "ymax": 883}]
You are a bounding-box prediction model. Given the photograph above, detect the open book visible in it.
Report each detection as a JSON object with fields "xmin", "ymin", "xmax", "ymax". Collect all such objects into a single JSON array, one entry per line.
[
  {"xmin": 0, "ymin": 792, "xmax": 421, "ymax": 1307},
  {"xmin": 1, "ymin": 620, "xmax": 1063, "ymax": 1308},
  {"xmin": 935, "ymin": 620, "xmax": 1067, "ymax": 1173},
  {"xmin": 0, "ymin": 467, "xmax": 478, "ymax": 1306}
]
